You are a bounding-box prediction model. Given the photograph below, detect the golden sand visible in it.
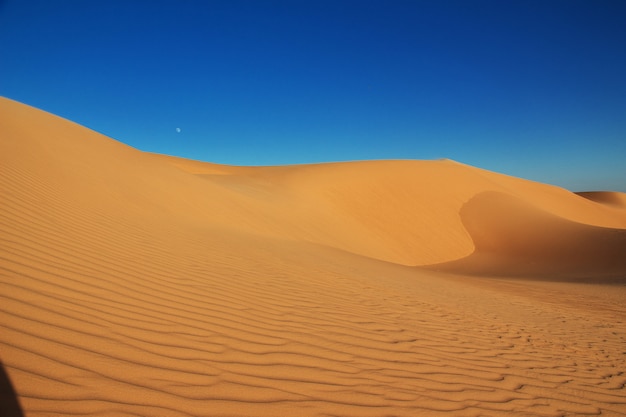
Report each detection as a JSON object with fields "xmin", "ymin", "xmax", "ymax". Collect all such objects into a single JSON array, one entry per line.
[{"xmin": 1, "ymin": 97, "xmax": 625, "ymax": 416}]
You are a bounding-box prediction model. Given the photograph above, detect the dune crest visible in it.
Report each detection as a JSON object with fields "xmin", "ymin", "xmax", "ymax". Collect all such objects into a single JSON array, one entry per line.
[{"xmin": 2, "ymin": 96, "xmax": 626, "ymax": 416}]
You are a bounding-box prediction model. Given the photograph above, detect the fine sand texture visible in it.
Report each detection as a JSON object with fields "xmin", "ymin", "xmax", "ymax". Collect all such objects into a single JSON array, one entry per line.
[{"xmin": 1, "ymin": 96, "xmax": 626, "ymax": 416}]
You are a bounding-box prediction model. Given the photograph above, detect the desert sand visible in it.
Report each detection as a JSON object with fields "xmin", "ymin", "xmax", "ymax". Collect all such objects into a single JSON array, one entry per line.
[{"xmin": 1, "ymin": 96, "xmax": 626, "ymax": 416}]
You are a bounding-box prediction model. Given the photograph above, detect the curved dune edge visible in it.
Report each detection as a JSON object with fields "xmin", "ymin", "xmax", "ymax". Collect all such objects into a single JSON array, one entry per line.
[
  {"xmin": 425, "ymin": 191, "xmax": 626, "ymax": 280},
  {"xmin": 2, "ymin": 96, "xmax": 626, "ymax": 416}
]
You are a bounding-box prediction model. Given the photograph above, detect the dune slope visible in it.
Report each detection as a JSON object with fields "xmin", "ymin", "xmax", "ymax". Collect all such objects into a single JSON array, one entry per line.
[
  {"xmin": 1, "ymin": 97, "xmax": 626, "ymax": 416},
  {"xmin": 429, "ymin": 191, "xmax": 626, "ymax": 279}
]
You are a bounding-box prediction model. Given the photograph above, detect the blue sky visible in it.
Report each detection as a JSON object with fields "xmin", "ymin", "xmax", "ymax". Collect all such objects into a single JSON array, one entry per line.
[{"xmin": 1, "ymin": 0, "xmax": 625, "ymax": 191}]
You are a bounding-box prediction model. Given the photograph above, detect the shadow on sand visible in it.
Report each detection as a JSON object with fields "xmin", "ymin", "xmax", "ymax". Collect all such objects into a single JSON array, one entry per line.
[{"xmin": 0, "ymin": 359, "xmax": 24, "ymax": 417}]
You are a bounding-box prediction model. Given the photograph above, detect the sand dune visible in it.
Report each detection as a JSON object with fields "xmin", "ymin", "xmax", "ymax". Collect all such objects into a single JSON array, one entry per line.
[
  {"xmin": 577, "ymin": 191, "xmax": 626, "ymax": 208},
  {"xmin": 1, "ymin": 96, "xmax": 626, "ymax": 416},
  {"xmin": 430, "ymin": 191, "xmax": 626, "ymax": 279}
]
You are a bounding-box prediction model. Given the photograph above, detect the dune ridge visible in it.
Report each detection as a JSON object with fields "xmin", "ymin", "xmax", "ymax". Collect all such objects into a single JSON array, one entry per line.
[{"xmin": 1, "ymin": 96, "xmax": 626, "ymax": 416}]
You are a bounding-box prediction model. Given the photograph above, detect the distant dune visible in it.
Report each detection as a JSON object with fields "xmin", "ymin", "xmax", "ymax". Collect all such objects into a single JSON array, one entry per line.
[
  {"xmin": 576, "ymin": 191, "xmax": 626, "ymax": 208},
  {"xmin": 2, "ymin": 96, "xmax": 626, "ymax": 416}
]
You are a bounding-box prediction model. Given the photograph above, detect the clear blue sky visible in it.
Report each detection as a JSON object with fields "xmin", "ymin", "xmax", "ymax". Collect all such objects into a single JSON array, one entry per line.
[{"xmin": 1, "ymin": 0, "xmax": 625, "ymax": 191}]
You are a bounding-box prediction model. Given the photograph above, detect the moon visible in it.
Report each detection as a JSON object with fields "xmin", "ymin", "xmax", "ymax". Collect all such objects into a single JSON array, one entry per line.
[{"xmin": 176, "ymin": 127, "xmax": 181, "ymax": 133}]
